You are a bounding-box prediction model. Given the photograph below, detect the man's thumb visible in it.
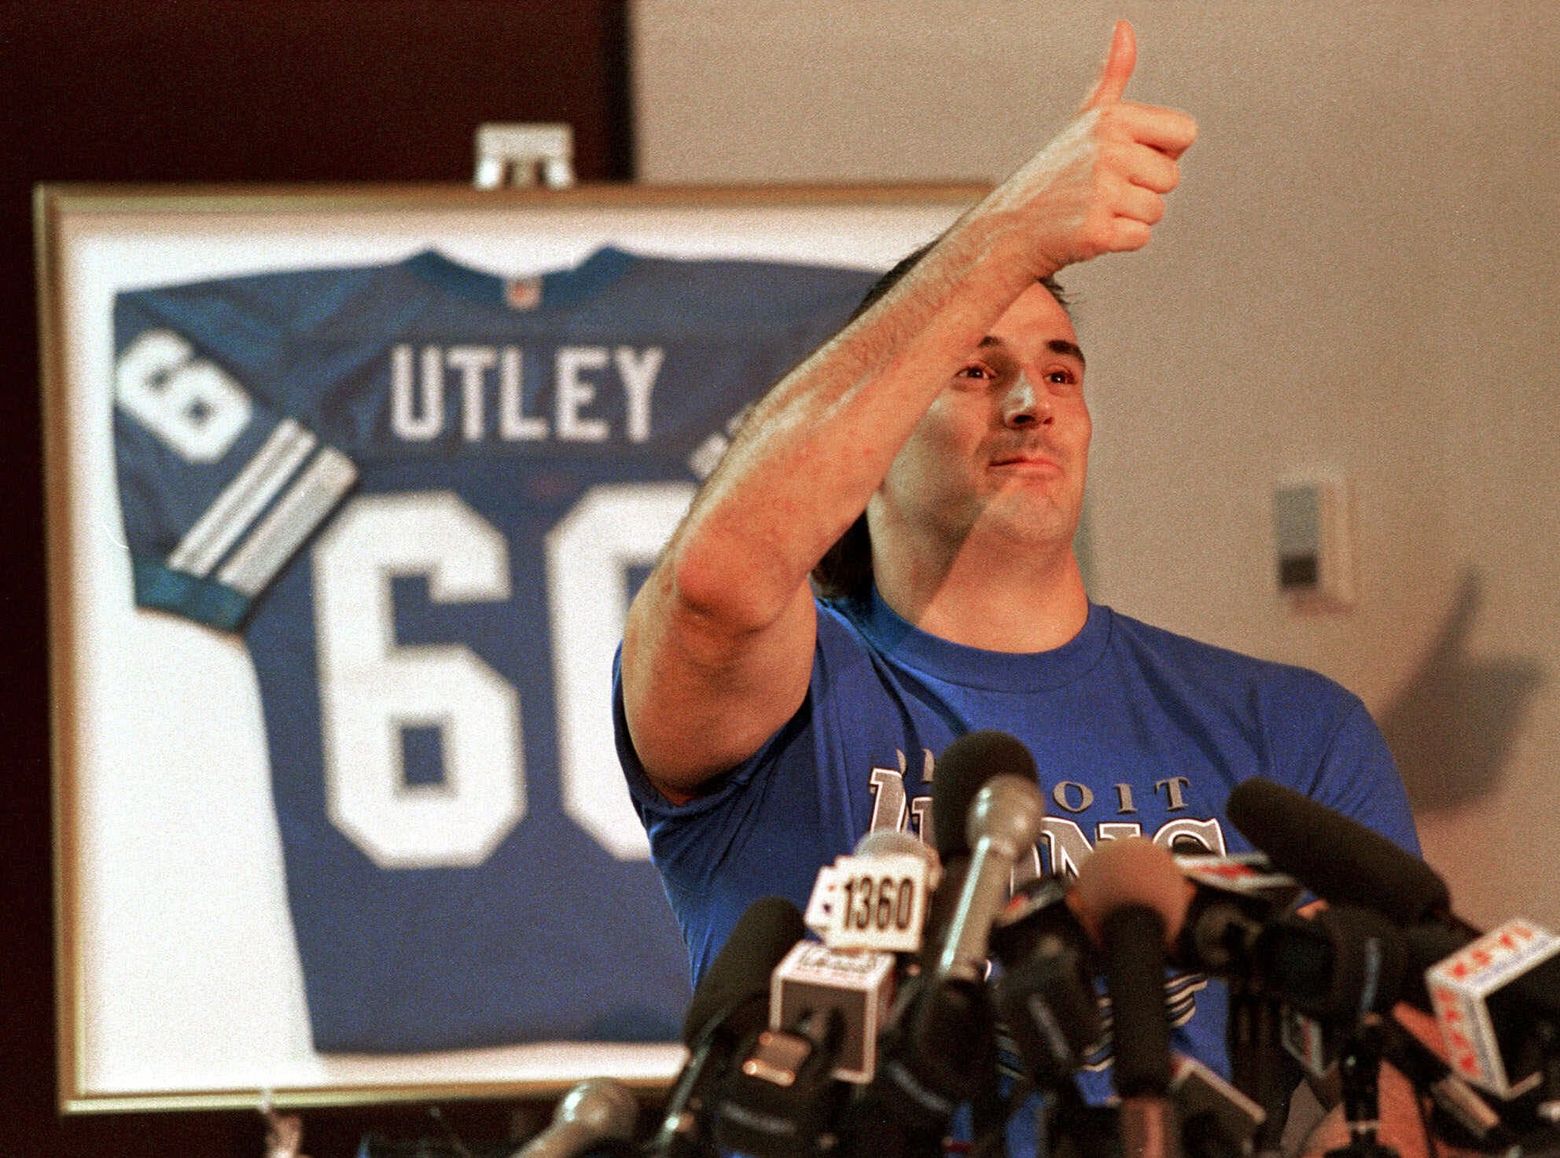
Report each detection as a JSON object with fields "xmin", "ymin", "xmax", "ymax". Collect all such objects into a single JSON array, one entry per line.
[{"xmin": 1080, "ymin": 19, "xmax": 1136, "ymax": 111}]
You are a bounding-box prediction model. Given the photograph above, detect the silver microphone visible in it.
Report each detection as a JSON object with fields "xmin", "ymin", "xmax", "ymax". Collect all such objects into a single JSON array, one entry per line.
[{"xmin": 513, "ymin": 1077, "xmax": 639, "ymax": 1158}]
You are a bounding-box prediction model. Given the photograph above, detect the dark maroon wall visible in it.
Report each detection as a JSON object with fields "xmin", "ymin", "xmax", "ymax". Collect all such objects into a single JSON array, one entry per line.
[{"xmin": 0, "ymin": 3, "xmax": 631, "ymax": 1153}]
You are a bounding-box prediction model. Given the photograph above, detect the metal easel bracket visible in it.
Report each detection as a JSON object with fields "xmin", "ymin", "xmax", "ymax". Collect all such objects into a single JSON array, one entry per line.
[{"xmin": 474, "ymin": 123, "xmax": 575, "ymax": 189}]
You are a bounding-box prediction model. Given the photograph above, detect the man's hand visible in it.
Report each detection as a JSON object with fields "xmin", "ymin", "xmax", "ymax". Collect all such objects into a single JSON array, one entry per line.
[{"xmin": 981, "ymin": 20, "xmax": 1198, "ymax": 276}]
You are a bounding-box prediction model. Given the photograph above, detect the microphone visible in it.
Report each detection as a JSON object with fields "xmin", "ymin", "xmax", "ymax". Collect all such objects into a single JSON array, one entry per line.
[
  {"xmin": 514, "ymin": 1078, "xmax": 640, "ymax": 1158},
  {"xmin": 1227, "ymin": 777, "xmax": 1446, "ymax": 998},
  {"xmin": 1169, "ymin": 1054, "xmax": 1267, "ymax": 1158},
  {"xmin": 936, "ymin": 772, "xmax": 1048, "ymax": 985},
  {"xmin": 718, "ymin": 830, "xmax": 933, "ymax": 1156},
  {"xmin": 784, "ymin": 826, "xmax": 938, "ymax": 1085},
  {"xmin": 1228, "ymin": 779, "xmax": 1560, "ymax": 1107},
  {"xmin": 1076, "ymin": 840, "xmax": 1410, "ymax": 1047},
  {"xmin": 919, "ymin": 730, "xmax": 1036, "ymax": 972},
  {"xmin": 1164, "ymin": 847, "xmax": 1510, "ymax": 1151},
  {"xmin": 854, "ymin": 825, "xmax": 940, "ymax": 877},
  {"xmin": 1293, "ymin": 1011, "xmax": 1510, "ymax": 1149},
  {"xmin": 1421, "ymin": 919, "xmax": 1560, "ymax": 1103},
  {"xmin": 841, "ymin": 730, "xmax": 1039, "ymax": 1158},
  {"xmin": 1257, "ymin": 904, "xmax": 1410, "ymax": 1024},
  {"xmin": 651, "ymin": 896, "xmax": 808, "ymax": 1158},
  {"xmin": 1262, "ymin": 903, "xmax": 1415, "ymax": 1153},
  {"xmin": 1225, "ymin": 778, "xmax": 1451, "ymax": 927},
  {"xmin": 912, "ymin": 737, "xmax": 1044, "ymax": 1101},
  {"xmin": 931, "ymin": 731, "xmax": 1028, "ymax": 861},
  {"xmin": 1162, "ymin": 853, "xmax": 1311, "ymax": 1157},
  {"xmin": 713, "ymin": 1006, "xmax": 849, "ymax": 1157},
  {"xmin": 768, "ymin": 940, "xmax": 896, "ymax": 1084},
  {"xmin": 1172, "ymin": 853, "xmax": 1302, "ymax": 976},
  {"xmin": 1116, "ymin": 835, "xmax": 1498, "ymax": 1154},
  {"xmin": 989, "ymin": 873, "xmax": 1105, "ymax": 1091},
  {"xmin": 1074, "ymin": 837, "xmax": 1190, "ymax": 1158},
  {"xmin": 806, "ymin": 827, "xmax": 940, "ymax": 958}
]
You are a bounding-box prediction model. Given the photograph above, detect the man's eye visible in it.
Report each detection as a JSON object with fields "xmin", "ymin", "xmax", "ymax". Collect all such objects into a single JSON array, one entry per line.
[
  {"xmin": 957, "ymin": 364, "xmax": 994, "ymax": 380},
  {"xmin": 1046, "ymin": 369, "xmax": 1079, "ymax": 386}
]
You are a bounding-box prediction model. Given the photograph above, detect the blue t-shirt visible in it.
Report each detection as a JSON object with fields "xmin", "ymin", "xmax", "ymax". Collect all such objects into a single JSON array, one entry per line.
[
  {"xmin": 112, "ymin": 246, "xmax": 881, "ymax": 1052},
  {"xmin": 614, "ymin": 589, "xmax": 1419, "ymax": 1101}
]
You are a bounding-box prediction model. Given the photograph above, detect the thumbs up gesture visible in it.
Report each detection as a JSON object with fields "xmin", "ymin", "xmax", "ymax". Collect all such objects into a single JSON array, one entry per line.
[{"xmin": 981, "ymin": 21, "xmax": 1198, "ymax": 276}]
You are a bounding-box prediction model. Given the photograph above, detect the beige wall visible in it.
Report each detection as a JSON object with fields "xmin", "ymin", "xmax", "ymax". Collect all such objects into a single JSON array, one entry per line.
[{"xmin": 631, "ymin": 0, "xmax": 1560, "ymax": 930}]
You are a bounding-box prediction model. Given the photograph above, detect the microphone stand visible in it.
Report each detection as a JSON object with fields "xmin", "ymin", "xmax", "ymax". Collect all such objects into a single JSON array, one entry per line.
[
  {"xmin": 1226, "ymin": 983, "xmax": 1292, "ymax": 1158},
  {"xmin": 1326, "ymin": 1014, "xmax": 1397, "ymax": 1158}
]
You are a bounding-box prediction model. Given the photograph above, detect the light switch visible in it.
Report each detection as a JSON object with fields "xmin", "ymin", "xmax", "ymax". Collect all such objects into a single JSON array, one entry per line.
[{"xmin": 1273, "ymin": 478, "xmax": 1355, "ymax": 611}]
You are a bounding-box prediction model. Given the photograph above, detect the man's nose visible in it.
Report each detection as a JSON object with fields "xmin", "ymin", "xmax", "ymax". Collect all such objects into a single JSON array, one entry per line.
[{"xmin": 1002, "ymin": 372, "xmax": 1051, "ymax": 428}]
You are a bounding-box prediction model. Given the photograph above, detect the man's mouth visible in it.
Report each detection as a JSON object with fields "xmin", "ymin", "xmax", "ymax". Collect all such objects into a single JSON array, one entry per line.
[{"xmin": 989, "ymin": 452, "xmax": 1062, "ymax": 472}]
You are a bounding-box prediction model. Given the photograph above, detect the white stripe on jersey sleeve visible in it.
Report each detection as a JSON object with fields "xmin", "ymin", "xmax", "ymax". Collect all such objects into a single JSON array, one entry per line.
[
  {"xmin": 217, "ymin": 447, "xmax": 358, "ymax": 598},
  {"xmin": 168, "ymin": 418, "xmax": 316, "ymax": 578}
]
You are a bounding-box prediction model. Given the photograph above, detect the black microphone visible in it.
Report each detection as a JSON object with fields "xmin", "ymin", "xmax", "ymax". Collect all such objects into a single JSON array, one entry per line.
[
  {"xmin": 651, "ymin": 896, "xmax": 808, "ymax": 1158},
  {"xmin": 1156, "ymin": 851, "xmax": 1303, "ymax": 1156},
  {"xmin": 513, "ymin": 1078, "xmax": 641, "ymax": 1158},
  {"xmin": 713, "ymin": 1006, "xmax": 849, "ymax": 1157},
  {"xmin": 1225, "ymin": 777, "xmax": 1453, "ymax": 1055},
  {"xmin": 1074, "ymin": 837, "xmax": 1190, "ymax": 1158},
  {"xmin": 914, "ymin": 735, "xmax": 1042, "ymax": 1098},
  {"xmin": 1260, "ymin": 903, "xmax": 1413, "ymax": 1154},
  {"xmin": 1272, "ymin": 955, "xmax": 1516, "ymax": 1154},
  {"xmin": 1225, "ymin": 779, "xmax": 1451, "ymax": 927},
  {"xmin": 1139, "ymin": 849, "xmax": 1418, "ymax": 1151},
  {"xmin": 1254, "ymin": 904, "xmax": 1410, "ymax": 1024},
  {"xmin": 989, "ymin": 873, "xmax": 1105, "ymax": 1091},
  {"xmin": 1207, "ymin": 793, "xmax": 1453, "ymax": 1151},
  {"xmin": 1172, "ymin": 853, "xmax": 1303, "ymax": 977},
  {"xmin": 1252, "ymin": 906, "xmax": 1492, "ymax": 1155}
]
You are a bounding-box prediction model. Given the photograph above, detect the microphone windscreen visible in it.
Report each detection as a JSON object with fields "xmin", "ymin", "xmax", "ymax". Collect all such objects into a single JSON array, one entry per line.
[
  {"xmin": 931, "ymin": 730, "xmax": 1037, "ymax": 860},
  {"xmin": 854, "ymin": 826, "xmax": 937, "ymax": 865},
  {"xmin": 1226, "ymin": 779, "xmax": 1447, "ymax": 922},
  {"xmin": 681, "ymin": 896, "xmax": 806, "ymax": 1045},
  {"xmin": 1073, "ymin": 837, "xmax": 1190, "ymax": 944}
]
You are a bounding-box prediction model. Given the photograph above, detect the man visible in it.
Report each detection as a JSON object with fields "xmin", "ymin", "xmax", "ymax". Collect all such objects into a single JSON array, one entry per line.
[{"xmin": 614, "ymin": 17, "xmax": 1424, "ymax": 1152}]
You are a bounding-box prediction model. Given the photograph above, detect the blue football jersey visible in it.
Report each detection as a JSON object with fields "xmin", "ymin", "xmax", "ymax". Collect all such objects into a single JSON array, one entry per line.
[{"xmin": 111, "ymin": 246, "xmax": 881, "ymax": 1052}]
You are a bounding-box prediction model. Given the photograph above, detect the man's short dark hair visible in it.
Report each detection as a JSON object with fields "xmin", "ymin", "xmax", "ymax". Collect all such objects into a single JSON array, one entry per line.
[{"xmin": 809, "ymin": 243, "xmax": 1070, "ymax": 602}]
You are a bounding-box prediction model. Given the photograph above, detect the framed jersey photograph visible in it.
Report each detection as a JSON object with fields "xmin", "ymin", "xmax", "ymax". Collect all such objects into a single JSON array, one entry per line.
[{"xmin": 36, "ymin": 182, "xmax": 982, "ymax": 1112}]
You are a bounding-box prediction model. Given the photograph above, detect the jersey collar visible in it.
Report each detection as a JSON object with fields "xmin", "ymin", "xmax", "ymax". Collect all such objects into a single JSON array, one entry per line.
[{"xmin": 402, "ymin": 247, "xmax": 636, "ymax": 310}]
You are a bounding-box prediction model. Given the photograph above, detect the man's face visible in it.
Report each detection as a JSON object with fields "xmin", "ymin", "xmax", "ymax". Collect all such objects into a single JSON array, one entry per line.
[{"xmin": 872, "ymin": 282, "xmax": 1091, "ymax": 558}]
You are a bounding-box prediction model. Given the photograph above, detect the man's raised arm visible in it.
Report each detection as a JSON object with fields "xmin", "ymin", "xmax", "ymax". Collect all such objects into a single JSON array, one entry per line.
[{"xmin": 620, "ymin": 20, "xmax": 1196, "ymax": 800}]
